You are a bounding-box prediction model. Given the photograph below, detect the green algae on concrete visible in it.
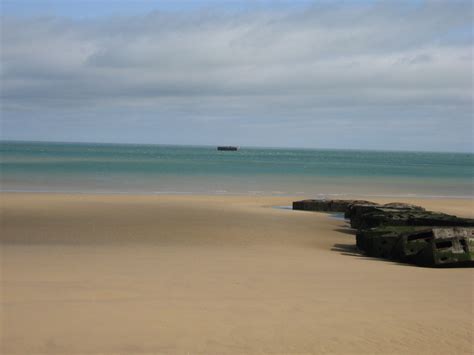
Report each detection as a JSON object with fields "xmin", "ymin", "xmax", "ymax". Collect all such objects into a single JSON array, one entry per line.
[
  {"xmin": 350, "ymin": 207, "xmax": 474, "ymax": 229},
  {"xmin": 293, "ymin": 199, "xmax": 376, "ymax": 213},
  {"xmin": 356, "ymin": 226, "xmax": 474, "ymax": 267},
  {"xmin": 416, "ymin": 228, "xmax": 474, "ymax": 266}
]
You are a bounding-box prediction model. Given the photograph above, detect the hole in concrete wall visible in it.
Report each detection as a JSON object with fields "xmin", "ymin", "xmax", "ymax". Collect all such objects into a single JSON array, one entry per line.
[
  {"xmin": 435, "ymin": 241, "xmax": 453, "ymax": 249},
  {"xmin": 459, "ymin": 239, "xmax": 468, "ymax": 252},
  {"xmin": 407, "ymin": 231, "xmax": 433, "ymax": 241}
]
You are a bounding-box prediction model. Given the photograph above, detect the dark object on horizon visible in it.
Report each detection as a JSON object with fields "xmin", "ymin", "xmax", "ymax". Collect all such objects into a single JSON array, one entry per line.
[{"xmin": 217, "ymin": 146, "xmax": 239, "ymax": 151}]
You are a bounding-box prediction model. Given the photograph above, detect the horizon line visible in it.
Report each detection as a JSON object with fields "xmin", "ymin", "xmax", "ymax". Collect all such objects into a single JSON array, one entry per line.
[{"xmin": 1, "ymin": 139, "xmax": 472, "ymax": 155}]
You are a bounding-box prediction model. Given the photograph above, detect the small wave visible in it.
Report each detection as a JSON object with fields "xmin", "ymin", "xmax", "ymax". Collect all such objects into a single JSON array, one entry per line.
[
  {"xmin": 248, "ymin": 190, "xmax": 264, "ymax": 195},
  {"xmin": 152, "ymin": 191, "xmax": 195, "ymax": 195},
  {"xmin": 0, "ymin": 188, "xmax": 472, "ymax": 199}
]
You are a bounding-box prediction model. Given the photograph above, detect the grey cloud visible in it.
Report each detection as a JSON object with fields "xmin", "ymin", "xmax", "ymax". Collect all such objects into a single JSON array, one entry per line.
[{"xmin": 0, "ymin": 1, "xmax": 473, "ymax": 151}]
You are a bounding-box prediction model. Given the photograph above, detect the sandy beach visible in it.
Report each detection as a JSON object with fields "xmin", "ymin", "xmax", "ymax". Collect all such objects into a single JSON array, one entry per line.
[{"xmin": 1, "ymin": 193, "xmax": 473, "ymax": 354}]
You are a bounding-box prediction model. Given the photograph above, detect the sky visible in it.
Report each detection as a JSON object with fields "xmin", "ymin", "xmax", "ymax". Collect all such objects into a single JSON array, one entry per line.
[{"xmin": 1, "ymin": 0, "xmax": 473, "ymax": 152}]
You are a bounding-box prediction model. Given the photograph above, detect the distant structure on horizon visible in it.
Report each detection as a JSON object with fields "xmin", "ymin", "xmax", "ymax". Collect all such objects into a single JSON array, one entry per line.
[{"xmin": 217, "ymin": 146, "xmax": 239, "ymax": 151}]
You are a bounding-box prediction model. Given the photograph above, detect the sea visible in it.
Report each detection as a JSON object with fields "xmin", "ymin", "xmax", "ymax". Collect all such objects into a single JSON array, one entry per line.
[{"xmin": 1, "ymin": 141, "xmax": 472, "ymax": 198}]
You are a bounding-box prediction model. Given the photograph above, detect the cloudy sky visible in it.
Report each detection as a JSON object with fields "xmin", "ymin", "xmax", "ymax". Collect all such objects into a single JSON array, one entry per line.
[{"xmin": 1, "ymin": 0, "xmax": 472, "ymax": 152}]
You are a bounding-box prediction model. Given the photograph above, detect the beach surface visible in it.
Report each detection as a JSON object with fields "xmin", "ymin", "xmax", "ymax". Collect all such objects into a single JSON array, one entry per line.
[{"xmin": 1, "ymin": 193, "xmax": 473, "ymax": 354}]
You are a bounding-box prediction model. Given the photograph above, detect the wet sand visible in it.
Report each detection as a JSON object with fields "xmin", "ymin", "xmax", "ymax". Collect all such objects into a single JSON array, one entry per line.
[{"xmin": 1, "ymin": 193, "xmax": 473, "ymax": 354}]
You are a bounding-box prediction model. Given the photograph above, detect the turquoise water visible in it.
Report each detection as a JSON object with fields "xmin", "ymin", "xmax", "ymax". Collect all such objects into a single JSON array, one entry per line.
[{"xmin": 1, "ymin": 141, "xmax": 472, "ymax": 197}]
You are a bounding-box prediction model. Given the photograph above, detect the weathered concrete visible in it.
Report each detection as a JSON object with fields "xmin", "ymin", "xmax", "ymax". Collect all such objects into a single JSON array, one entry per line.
[
  {"xmin": 382, "ymin": 202, "xmax": 425, "ymax": 210},
  {"xmin": 350, "ymin": 207, "xmax": 474, "ymax": 229},
  {"xmin": 344, "ymin": 202, "xmax": 423, "ymax": 219},
  {"xmin": 293, "ymin": 198, "xmax": 474, "ymax": 267},
  {"xmin": 417, "ymin": 228, "xmax": 474, "ymax": 266},
  {"xmin": 292, "ymin": 199, "xmax": 375, "ymax": 213},
  {"xmin": 356, "ymin": 226, "xmax": 474, "ymax": 267},
  {"xmin": 345, "ymin": 202, "xmax": 381, "ymax": 220},
  {"xmin": 356, "ymin": 226, "xmax": 427, "ymax": 255}
]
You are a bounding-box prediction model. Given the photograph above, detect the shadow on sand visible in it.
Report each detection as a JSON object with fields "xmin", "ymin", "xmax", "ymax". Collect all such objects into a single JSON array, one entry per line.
[
  {"xmin": 331, "ymin": 225, "xmax": 415, "ymax": 267},
  {"xmin": 330, "ymin": 224, "xmax": 363, "ymax": 257},
  {"xmin": 331, "ymin": 241, "xmax": 414, "ymax": 267}
]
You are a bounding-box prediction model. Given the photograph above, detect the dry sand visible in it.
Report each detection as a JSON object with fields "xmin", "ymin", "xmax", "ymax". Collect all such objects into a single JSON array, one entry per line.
[{"xmin": 1, "ymin": 193, "xmax": 473, "ymax": 354}]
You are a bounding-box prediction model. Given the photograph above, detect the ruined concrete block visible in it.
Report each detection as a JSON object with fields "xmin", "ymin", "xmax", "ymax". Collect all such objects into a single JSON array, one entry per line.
[
  {"xmin": 382, "ymin": 202, "xmax": 425, "ymax": 211},
  {"xmin": 357, "ymin": 226, "xmax": 474, "ymax": 267},
  {"xmin": 392, "ymin": 229, "xmax": 433, "ymax": 260},
  {"xmin": 356, "ymin": 226, "xmax": 429, "ymax": 258},
  {"xmin": 293, "ymin": 199, "xmax": 375, "ymax": 213},
  {"xmin": 350, "ymin": 208, "xmax": 474, "ymax": 230},
  {"xmin": 293, "ymin": 198, "xmax": 474, "ymax": 267},
  {"xmin": 344, "ymin": 202, "xmax": 381, "ymax": 219},
  {"xmin": 416, "ymin": 228, "xmax": 474, "ymax": 266}
]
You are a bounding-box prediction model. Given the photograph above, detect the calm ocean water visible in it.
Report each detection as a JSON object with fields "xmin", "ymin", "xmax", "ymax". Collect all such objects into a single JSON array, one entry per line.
[{"xmin": 1, "ymin": 141, "xmax": 472, "ymax": 198}]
